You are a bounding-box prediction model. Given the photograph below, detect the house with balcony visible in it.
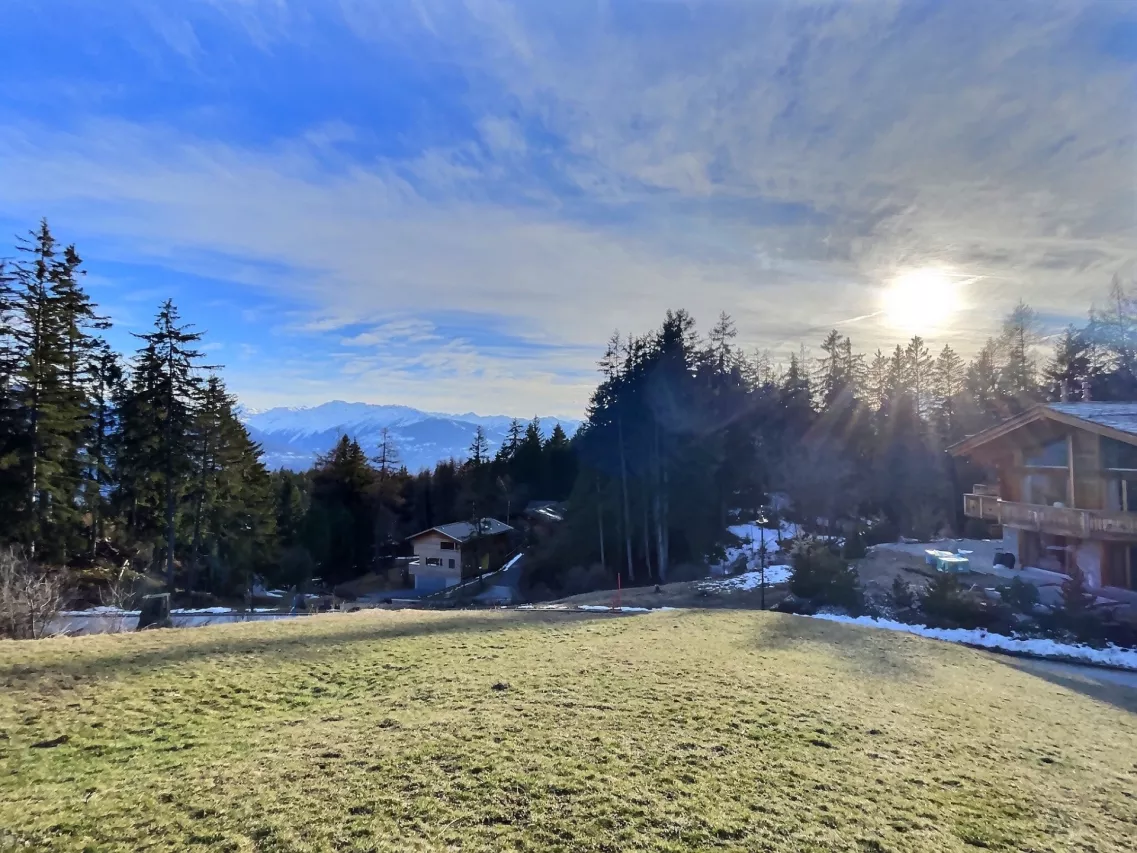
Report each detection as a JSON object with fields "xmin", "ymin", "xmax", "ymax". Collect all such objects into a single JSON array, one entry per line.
[
  {"xmin": 949, "ymin": 400, "xmax": 1137, "ymax": 593},
  {"xmin": 405, "ymin": 519, "xmax": 514, "ymax": 593}
]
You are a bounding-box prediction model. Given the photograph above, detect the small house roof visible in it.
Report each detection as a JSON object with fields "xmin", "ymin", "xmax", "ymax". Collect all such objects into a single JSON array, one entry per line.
[
  {"xmin": 949, "ymin": 402, "xmax": 1137, "ymax": 457},
  {"xmin": 407, "ymin": 518, "xmax": 514, "ymax": 543}
]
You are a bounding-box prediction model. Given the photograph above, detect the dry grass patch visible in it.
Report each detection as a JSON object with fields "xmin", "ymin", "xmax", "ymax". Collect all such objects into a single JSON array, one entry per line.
[{"xmin": 1, "ymin": 609, "xmax": 1135, "ymax": 852}]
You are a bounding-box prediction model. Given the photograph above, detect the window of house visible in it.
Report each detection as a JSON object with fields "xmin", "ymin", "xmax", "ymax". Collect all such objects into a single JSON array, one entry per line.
[
  {"xmin": 448, "ymin": 558, "xmax": 455, "ymax": 569},
  {"xmin": 425, "ymin": 557, "xmax": 442, "ymax": 566},
  {"xmin": 1106, "ymin": 477, "xmax": 1137, "ymax": 512},
  {"xmin": 1102, "ymin": 437, "xmax": 1137, "ymax": 471},
  {"xmin": 1024, "ymin": 437, "xmax": 1068, "ymax": 467},
  {"xmin": 1023, "ymin": 471, "xmax": 1068, "ymax": 506},
  {"xmin": 440, "ymin": 541, "xmax": 455, "ymax": 550}
]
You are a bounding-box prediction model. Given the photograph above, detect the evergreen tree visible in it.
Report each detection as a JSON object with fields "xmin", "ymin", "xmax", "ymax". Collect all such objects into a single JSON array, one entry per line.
[
  {"xmin": 8, "ymin": 222, "xmax": 92, "ymax": 558},
  {"xmin": 0, "ymin": 260, "xmax": 23, "ymax": 524},
  {"xmin": 1045, "ymin": 326, "xmax": 1096, "ymax": 400},
  {"xmin": 866, "ymin": 349, "xmax": 888, "ymax": 411},
  {"xmin": 371, "ymin": 427, "xmax": 405, "ymax": 568},
  {"xmin": 931, "ymin": 344, "xmax": 965, "ymax": 444},
  {"xmin": 905, "ymin": 335, "xmax": 933, "ymax": 418},
  {"xmin": 496, "ymin": 418, "xmax": 524, "ymax": 462},
  {"xmin": 125, "ymin": 300, "xmax": 206, "ymax": 589},
  {"xmin": 303, "ymin": 436, "xmax": 376, "ymax": 584},
  {"xmin": 999, "ymin": 299, "xmax": 1041, "ymax": 399},
  {"xmin": 468, "ymin": 425, "xmax": 490, "ymax": 467},
  {"xmin": 84, "ymin": 342, "xmax": 122, "ymax": 558},
  {"xmin": 544, "ymin": 423, "xmax": 576, "ymax": 498}
]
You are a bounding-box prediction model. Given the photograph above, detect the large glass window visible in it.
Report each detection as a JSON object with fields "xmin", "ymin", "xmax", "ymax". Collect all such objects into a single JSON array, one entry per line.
[
  {"xmin": 1023, "ymin": 471, "xmax": 1068, "ymax": 506},
  {"xmin": 1102, "ymin": 437, "xmax": 1137, "ymax": 470},
  {"xmin": 1106, "ymin": 477, "xmax": 1137, "ymax": 512},
  {"xmin": 1024, "ymin": 437, "xmax": 1068, "ymax": 467}
]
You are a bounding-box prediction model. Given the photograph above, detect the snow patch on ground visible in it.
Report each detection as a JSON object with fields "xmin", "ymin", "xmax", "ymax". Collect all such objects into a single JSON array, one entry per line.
[
  {"xmin": 713, "ymin": 522, "xmax": 801, "ymax": 576},
  {"xmin": 576, "ymin": 605, "xmax": 655, "ymax": 613},
  {"xmin": 49, "ymin": 607, "xmax": 309, "ymax": 636},
  {"xmin": 808, "ymin": 612, "xmax": 1137, "ymax": 671},
  {"xmin": 700, "ymin": 565, "xmax": 792, "ymax": 592}
]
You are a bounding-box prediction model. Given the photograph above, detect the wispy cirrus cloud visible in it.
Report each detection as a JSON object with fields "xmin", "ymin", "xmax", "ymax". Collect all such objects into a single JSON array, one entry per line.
[{"xmin": 0, "ymin": 0, "xmax": 1133, "ymax": 414}]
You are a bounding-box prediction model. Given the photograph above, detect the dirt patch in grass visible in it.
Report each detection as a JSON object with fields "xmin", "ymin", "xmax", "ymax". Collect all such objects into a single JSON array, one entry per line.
[
  {"xmin": 552, "ymin": 577, "xmax": 791, "ymax": 609},
  {"xmin": 853, "ymin": 548, "xmax": 995, "ymax": 599},
  {"xmin": 1, "ymin": 609, "xmax": 1135, "ymax": 852}
]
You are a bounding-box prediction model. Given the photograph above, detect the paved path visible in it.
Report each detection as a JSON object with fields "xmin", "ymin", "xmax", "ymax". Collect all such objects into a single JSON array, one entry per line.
[{"xmin": 1009, "ymin": 656, "xmax": 1137, "ymax": 691}]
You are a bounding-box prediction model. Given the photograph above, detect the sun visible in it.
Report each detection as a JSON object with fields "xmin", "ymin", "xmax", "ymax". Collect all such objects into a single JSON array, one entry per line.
[{"xmin": 883, "ymin": 267, "xmax": 961, "ymax": 332}]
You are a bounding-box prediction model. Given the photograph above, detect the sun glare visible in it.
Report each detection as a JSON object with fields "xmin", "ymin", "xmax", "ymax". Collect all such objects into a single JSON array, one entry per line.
[{"xmin": 883, "ymin": 267, "xmax": 961, "ymax": 332}]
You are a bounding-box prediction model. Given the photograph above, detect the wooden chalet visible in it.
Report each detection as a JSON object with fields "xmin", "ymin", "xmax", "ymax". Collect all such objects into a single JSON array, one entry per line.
[{"xmin": 949, "ymin": 398, "xmax": 1137, "ymax": 592}]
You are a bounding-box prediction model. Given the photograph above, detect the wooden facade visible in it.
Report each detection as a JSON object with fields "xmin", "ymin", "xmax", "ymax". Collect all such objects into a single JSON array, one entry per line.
[{"xmin": 950, "ymin": 404, "xmax": 1137, "ymax": 591}]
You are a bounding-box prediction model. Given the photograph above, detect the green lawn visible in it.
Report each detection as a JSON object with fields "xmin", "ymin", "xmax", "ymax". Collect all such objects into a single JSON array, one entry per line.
[{"xmin": 1, "ymin": 610, "xmax": 1135, "ymax": 852}]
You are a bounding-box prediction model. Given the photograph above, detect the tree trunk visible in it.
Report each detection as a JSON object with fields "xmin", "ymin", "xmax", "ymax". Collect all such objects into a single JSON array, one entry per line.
[
  {"xmin": 642, "ymin": 496, "xmax": 653, "ymax": 580},
  {"xmin": 617, "ymin": 415, "xmax": 634, "ymax": 582},
  {"xmin": 89, "ymin": 400, "xmax": 104, "ymax": 561},
  {"xmin": 189, "ymin": 442, "xmax": 209, "ymax": 593},
  {"xmin": 164, "ymin": 357, "xmax": 176, "ymax": 592},
  {"xmin": 654, "ymin": 424, "xmax": 669, "ymax": 583},
  {"xmin": 596, "ymin": 479, "xmax": 606, "ymax": 571}
]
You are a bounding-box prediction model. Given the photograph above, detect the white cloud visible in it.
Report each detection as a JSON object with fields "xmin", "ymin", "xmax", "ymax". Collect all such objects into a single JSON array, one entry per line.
[{"xmin": 0, "ymin": 0, "xmax": 1134, "ymax": 413}]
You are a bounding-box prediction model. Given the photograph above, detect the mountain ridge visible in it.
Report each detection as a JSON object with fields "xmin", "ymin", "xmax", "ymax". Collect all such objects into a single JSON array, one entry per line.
[{"xmin": 241, "ymin": 400, "xmax": 582, "ymax": 473}]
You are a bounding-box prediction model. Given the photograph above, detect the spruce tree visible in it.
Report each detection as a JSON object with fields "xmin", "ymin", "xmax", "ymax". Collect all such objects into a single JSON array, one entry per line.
[
  {"xmin": 84, "ymin": 342, "xmax": 123, "ymax": 559},
  {"xmin": 0, "ymin": 260, "xmax": 22, "ymax": 523},
  {"xmin": 496, "ymin": 418, "xmax": 524, "ymax": 462},
  {"xmin": 905, "ymin": 336, "xmax": 933, "ymax": 418},
  {"xmin": 9, "ymin": 222, "xmax": 92, "ymax": 559},
  {"xmin": 999, "ymin": 300, "xmax": 1041, "ymax": 399},
  {"xmin": 128, "ymin": 300, "xmax": 206, "ymax": 589}
]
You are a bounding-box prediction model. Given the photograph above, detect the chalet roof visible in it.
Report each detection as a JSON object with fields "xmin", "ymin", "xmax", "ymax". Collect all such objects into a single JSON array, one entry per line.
[
  {"xmin": 949, "ymin": 401, "xmax": 1137, "ymax": 457},
  {"xmin": 1044, "ymin": 402, "xmax": 1137, "ymax": 436},
  {"xmin": 407, "ymin": 518, "xmax": 514, "ymax": 542}
]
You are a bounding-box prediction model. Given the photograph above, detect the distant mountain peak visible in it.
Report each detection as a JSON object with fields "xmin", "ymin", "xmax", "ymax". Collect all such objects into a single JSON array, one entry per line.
[{"xmin": 242, "ymin": 401, "xmax": 581, "ymax": 472}]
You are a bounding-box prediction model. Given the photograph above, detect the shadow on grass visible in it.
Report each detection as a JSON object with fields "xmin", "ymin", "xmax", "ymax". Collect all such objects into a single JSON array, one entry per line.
[
  {"xmin": 996, "ymin": 657, "xmax": 1137, "ymax": 714},
  {"xmin": 751, "ymin": 610, "xmax": 924, "ymax": 681},
  {"xmin": 0, "ymin": 611, "xmax": 600, "ymax": 686}
]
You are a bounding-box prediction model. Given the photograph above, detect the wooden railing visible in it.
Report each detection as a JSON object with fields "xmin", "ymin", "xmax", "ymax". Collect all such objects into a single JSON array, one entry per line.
[
  {"xmin": 963, "ymin": 494, "xmax": 1137, "ymax": 538},
  {"xmin": 963, "ymin": 493, "xmax": 1000, "ymax": 521}
]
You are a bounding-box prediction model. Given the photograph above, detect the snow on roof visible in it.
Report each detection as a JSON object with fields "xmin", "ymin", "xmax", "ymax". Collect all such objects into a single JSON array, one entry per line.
[
  {"xmin": 1045, "ymin": 402, "xmax": 1137, "ymax": 437},
  {"xmin": 409, "ymin": 518, "xmax": 514, "ymax": 542}
]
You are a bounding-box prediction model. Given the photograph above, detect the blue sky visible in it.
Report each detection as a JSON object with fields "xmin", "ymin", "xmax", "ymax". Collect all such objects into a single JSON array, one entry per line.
[{"xmin": 0, "ymin": 1, "xmax": 1134, "ymax": 416}]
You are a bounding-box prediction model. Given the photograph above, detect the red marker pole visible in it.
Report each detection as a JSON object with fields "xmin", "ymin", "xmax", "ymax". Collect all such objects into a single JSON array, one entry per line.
[{"xmin": 615, "ymin": 574, "xmax": 622, "ymax": 610}]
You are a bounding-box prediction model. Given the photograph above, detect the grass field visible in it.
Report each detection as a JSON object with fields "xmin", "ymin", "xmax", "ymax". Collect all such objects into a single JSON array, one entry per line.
[{"xmin": 2, "ymin": 610, "xmax": 1135, "ymax": 852}]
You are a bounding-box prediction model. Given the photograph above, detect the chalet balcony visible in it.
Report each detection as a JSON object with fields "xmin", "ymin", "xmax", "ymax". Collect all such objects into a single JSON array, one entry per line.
[{"xmin": 963, "ymin": 493, "xmax": 1137, "ymax": 539}]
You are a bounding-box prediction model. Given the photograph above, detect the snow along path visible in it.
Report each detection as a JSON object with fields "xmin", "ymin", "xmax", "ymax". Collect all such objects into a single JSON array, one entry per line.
[{"xmin": 807, "ymin": 612, "xmax": 1137, "ymax": 672}]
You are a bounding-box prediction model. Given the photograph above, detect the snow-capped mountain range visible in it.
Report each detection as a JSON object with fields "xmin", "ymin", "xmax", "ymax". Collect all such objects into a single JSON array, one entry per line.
[{"xmin": 240, "ymin": 401, "xmax": 582, "ymax": 473}]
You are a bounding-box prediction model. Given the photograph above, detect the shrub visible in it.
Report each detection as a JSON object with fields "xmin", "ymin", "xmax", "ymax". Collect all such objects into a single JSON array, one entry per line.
[
  {"xmin": 842, "ymin": 525, "xmax": 867, "ymax": 560},
  {"xmin": 1043, "ymin": 566, "xmax": 1109, "ymax": 645},
  {"xmin": 890, "ymin": 577, "xmax": 916, "ymax": 612},
  {"xmin": 863, "ymin": 517, "xmax": 899, "ymax": 547},
  {"xmin": 995, "ymin": 577, "xmax": 1039, "ymax": 615},
  {"xmin": 561, "ymin": 563, "xmax": 611, "ymax": 596},
  {"xmin": 789, "ymin": 538, "xmax": 863, "ymax": 613},
  {"xmin": 1060, "ymin": 566, "xmax": 1095, "ymax": 613},
  {"xmin": 668, "ymin": 562, "xmax": 710, "ymax": 583},
  {"xmin": 919, "ymin": 573, "xmax": 1013, "ymax": 632},
  {"xmin": 906, "ymin": 507, "xmax": 942, "ymax": 543},
  {"xmin": 0, "ymin": 548, "xmax": 66, "ymax": 640}
]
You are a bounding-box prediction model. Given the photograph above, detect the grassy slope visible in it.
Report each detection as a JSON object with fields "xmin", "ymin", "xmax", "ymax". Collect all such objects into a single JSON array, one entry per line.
[{"xmin": 1, "ymin": 611, "xmax": 1135, "ymax": 853}]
